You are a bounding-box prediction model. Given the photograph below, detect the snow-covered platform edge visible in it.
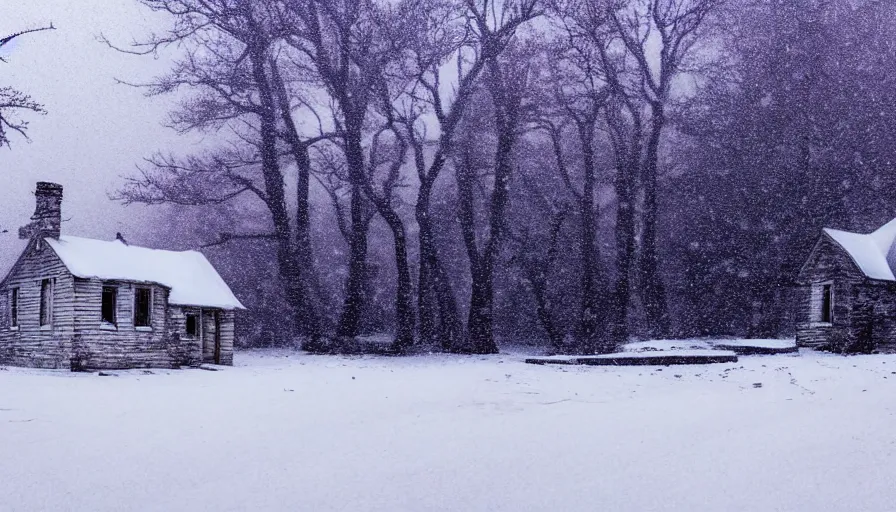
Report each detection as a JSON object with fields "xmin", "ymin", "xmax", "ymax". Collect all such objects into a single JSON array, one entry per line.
[{"xmin": 526, "ymin": 350, "xmax": 738, "ymax": 366}]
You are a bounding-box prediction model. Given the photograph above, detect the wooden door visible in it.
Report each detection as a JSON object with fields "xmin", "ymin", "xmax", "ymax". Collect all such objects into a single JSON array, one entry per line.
[{"xmin": 214, "ymin": 311, "xmax": 222, "ymax": 365}]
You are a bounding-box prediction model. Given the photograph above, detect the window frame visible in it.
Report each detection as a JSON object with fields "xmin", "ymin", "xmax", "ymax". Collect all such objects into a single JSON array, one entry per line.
[
  {"xmin": 101, "ymin": 284, "xmax": 118, "ymax": 329},
  {"xmin": 134, "ymin": 286, "xmax": 153, "ymax": 330},
  {"xmin": 820, "ymin": 283, "xmax": 834, "ymax": 324},
  {"xmin": 39, "ymin": 278, "xmax": 54, "ymax": 329},
  {"xmin": 185, "ymin": 313, "xmax": 198, "ymax": 338},
  {"xmin": 10, "ymin": 287, "xmax": 19, "ymax": 330}
]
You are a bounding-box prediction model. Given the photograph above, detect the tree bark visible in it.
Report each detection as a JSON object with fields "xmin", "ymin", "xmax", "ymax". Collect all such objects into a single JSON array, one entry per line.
[
  {"xmin": 416, "ymin": 173, "xmax": 462, "ymax": 350},
  {"xmin": 458, "ymin": 61, "xmax": 520, "ymax": 355},
  {"xmin": 336, "ymin": 183, "xmax": 369, "ymax": 339},
  {"xmin": 249, "ymin": 48, "xmax": 310, "ymax": 343},
  {"xmin": 576, "ymin": 120, "xmax": 605, "ymax": 353},
  {"xmin": 604, "ymin": 96, "xmax": 640, "ymax": 346},
  {"xmin": 640, "ymin": 102, "xmax": 670, "ymax": 337},
  {"xmin": 339, "ymin": 118, "xmax": 416, "ymax": 350},
  {"xmin": 269, "ymin": 60, "xmax": 322, "ymax": 341},
  {"xmin": 455, "ymin": 151, "xmax": 496, "ymax": 354}
]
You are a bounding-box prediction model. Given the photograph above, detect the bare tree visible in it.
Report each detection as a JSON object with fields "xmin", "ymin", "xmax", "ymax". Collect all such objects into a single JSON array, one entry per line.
[
  {"xmin": 608, "ymin": 0, "xmax": 723, "ymax": 336},
  {"xmin": 280, "ymin": 0, "xmax": 419, "ymax": 350},
  {"xmin": 532, "ymin": 18, "xmax": 614, "ymax": 352},
  {"xmin": 507, "ymin": 159, "xmax": 572, "ymax": 350},
  {"xmin": 0, "ymin": 24, "xmax": 54, "ymax": 149},
  {"xmin": 455, "ymin": 0, "xmax": 540, "ymax": 353},
  {"xmin": 397, "ymin": 0, "xmax": 537, "ymax": 351},
  {"xmin": 111, "ymin": 1, "xmax": 325, "ymax": 342}
]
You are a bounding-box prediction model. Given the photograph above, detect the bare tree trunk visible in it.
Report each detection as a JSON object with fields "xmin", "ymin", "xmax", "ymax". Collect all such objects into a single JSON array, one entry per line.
[
  {"xmin": 640, "ymin": 103, "xmax": 670, "ymax": 337},
  {"xmin": 613, "ymin": 156, "xmax": 637, "ymax": 344},
  {"xmin": 455, "ymin": 152, "xmax": 497, "ymax": 354},
  {"xmin": 516, "ymin": 210, "xmax": 567, "ymax": 351},
  {"xmin": 336, "ymin": 183, "xmax": 369, "ymax": 339},
  {"xmin": 416, "ymin": 175, "xmax": 462, "ymax": 350},
  {"xmin": 576, "ymin": 120, "xmax": 606, "ymax": 353},
  {"xmin": 384, "ymin": 214, "xmax": 415, "ymax": 351},
  {"xmin": 342, "ymin": 120, "xmax": 416, "ymax": 350},
  {"xmin": 526, "ymin": 268, "xmax": 564, "ymax": 349},
  {"xmin": 457, "ymin": 60, "xmax": 521, "ymax": 355},
  {"xmin": 269, "ymin": 60, "xmax": 322, "ymax": 341},
  {"xmin": 603, "ymin": 92, "xmax": 642, "ymax": 346},
  {"xmin": 249, "ymin": 48, "xmax": 311, "ymax": 343},
  {"xmin": 464, "ymin": 112, "xmax": 515, "ymax": 354}
]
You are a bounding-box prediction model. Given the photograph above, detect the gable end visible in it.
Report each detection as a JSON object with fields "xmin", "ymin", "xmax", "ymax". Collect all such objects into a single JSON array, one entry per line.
[{"xmin": 798, "ymin": 233, "xmax": 869, "ymax": 284}]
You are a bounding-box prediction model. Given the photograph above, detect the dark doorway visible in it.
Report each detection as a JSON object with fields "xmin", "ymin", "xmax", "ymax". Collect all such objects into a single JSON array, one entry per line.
[{"xmin": 214, "ymin": 311, "xmax": 222, "ymax": 365}]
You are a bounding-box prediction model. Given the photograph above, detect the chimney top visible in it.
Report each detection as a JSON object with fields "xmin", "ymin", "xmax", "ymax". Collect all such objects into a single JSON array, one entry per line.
[
  {"xmin": 35, "ymin": 182, "xmax": 63, "ymax": 195},
  {"xmin": 19, "ymin": 181, "xmax": 63, "ymax": 240}
]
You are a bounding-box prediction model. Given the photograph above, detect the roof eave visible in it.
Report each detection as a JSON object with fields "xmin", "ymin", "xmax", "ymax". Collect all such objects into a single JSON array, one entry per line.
[{"xmin": 821, "ymin": 230, "xmax": 896, "ymax": 282}]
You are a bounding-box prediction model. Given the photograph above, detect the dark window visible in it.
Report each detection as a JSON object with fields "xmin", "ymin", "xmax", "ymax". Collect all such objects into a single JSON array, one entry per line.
[
  {"xmin": 134, "ymin": 287, "xmax": 152, "ymax": 328},
  {"xmin": 39, "ymin": 279, "xmax": 53, "ymax": 327},
  {"xmin": 102, "ymin": 286, "xmax": 117, "ymax": 325},
  {"xmin": 186, "ymin": 314, "xmax": 198, "ymax": 337},
  {"xmin": 10, "ymin": 288, "xmax": 19, "ymax": 328},
  {"xmin": 821, "ymin": 284, "xmax": 833, "ymax": 323}
]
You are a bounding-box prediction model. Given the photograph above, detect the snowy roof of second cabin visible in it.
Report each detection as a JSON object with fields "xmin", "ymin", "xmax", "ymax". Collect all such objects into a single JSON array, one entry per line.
[
  {"xmin": 824, "ymin": 218, "xmax": 896, "ymax": 281},
  {"xmin": 45, "ymin": 235, "xmax": 245, "ymax": 310}
]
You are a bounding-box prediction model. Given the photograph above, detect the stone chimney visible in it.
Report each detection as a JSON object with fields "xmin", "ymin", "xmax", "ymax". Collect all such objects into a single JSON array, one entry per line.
[{"xmin": 19, "ymin": 182, "xmax": 63, "ymax": 240}]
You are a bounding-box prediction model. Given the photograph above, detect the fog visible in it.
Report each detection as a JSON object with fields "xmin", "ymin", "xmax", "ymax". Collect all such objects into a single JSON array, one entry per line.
[{"xmin": 1, "ymin": 1, "xmax": 178, "ymax": 240}]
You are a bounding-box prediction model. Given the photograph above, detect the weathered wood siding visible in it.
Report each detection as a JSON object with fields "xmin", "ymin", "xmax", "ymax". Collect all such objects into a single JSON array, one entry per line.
[
  {"xmin": 796, "ymin": 234, "xmax": 896, "ymax": 352},
  {"xmin": 219, "ymin": 310, "xmax": 235, "ymax": 365},
  {"xmin": 166, "ymin": 305, "xmax": 202, "ymax": 367},
  {"xmin": 0, "ymin": 239, "xmax": 75, "ymax": 368},
  {"xmin": 71, "ymin": 280, "xmax": 180, "ymax": 369},
  {"xmin": 1, "ymin": 240, "xmax": 237, "ymax": 369}
]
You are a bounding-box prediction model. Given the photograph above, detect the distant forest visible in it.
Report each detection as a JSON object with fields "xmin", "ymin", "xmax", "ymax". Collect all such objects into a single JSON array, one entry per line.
[{"xmin": 72, "ymin": 0, "xmax": 896, "ymax": 353}]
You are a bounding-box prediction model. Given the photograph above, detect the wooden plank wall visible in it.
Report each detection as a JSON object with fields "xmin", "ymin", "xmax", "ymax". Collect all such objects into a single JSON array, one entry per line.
[
  {"xmin": 166, "ymin": 305, "xmax": 202, "ymax": 367},
  {"xmin": 0, "ymin": 239, "xmax": 75, "ymax": 368},
  {"xmin": 70, "ymin": 280, "xmax": 176, "ymax": 369},
  {"xmin": 796, "ymin": 235, "xmax": 896, "ymax": 352},
  {"xmin": 1, "ymin": 240, "xmax": 237, "ymax": 369}
]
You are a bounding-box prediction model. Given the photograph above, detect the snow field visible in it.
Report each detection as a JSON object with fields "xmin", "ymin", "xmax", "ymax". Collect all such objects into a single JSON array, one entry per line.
[{"xmin": 1, "ymin": 347, "xmax": 895, "ymax": 512}]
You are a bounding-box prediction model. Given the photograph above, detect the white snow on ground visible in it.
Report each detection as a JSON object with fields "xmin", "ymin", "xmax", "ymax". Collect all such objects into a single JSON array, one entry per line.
[
  {"xmin": 709, "ymin": 339, "xmax": 797, "ymax": 349},
  {"xmin": 2, "ymin": 348, "xmax": 896, "ymax": 511},
  {"xmin": 625, "ymin": 339, "xmax": 714, "ymax": 351},
  {"xmin": 625, "ymin": 338, "xmax": 796, "ymax": 352},
  {"xmin": 583, "ymin": 349, "xmax": 737, "ymax": 359}
]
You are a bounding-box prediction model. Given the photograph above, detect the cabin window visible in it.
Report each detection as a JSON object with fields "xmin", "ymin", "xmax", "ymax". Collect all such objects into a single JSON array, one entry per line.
[
  {"xmin": 101, "ymin": 286, "xmax": 118, "ymax": 326},
  {"xmin": 39, "ymin": 279, "xmax": 53, "ymax": 327},
  {"xmin": 134, "ymin": 287, "xmax": 152, "ymax": 328},
  {"xmin": 821, "ymin": 284, "xmax": 833, "ymax": 323},
  {"xmin": 10, "ymin": 288, "xmax": 19, "ymax": 329},
  {"xmin": 185, "ymin": 314, "xmax": 198, "ymax": 337}
]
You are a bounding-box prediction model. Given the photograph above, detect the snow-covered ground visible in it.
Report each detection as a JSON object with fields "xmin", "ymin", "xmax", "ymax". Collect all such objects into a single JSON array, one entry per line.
[
  {"xmin": 624, "ymin": 338, "xmax": 797, "ymax": 352},
  {"xmin": 2, "ymin": 347, "xmax": 895, "ymax": 512}
]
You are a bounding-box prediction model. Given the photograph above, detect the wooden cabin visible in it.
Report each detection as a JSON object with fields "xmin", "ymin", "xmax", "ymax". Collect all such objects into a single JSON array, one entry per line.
[
  {"xmin": 796, "ymin": 219, "xmax": 896, "ymax": 352},
  {"xmin": 0, "ymin": 182, "xmax": 245, "ymax": 370}
]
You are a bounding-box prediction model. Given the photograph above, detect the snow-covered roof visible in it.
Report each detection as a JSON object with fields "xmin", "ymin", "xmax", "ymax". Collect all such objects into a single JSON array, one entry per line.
[
  {"xmin": 45, "ymin": 235, "xmax": 245, "ymax": 310},
  {"xmin": 824, "ymin": 218, "xmax": 896, "ymax": 281}
]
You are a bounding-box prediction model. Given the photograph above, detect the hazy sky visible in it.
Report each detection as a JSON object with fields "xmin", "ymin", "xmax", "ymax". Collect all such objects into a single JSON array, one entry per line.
[{"xmin": 1, "ymin": 1, "xmax": 181, "ymax": 243}]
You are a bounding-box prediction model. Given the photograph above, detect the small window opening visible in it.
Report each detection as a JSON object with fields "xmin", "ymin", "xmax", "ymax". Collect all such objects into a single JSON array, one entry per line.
[
  {"xmin": 134, "ymin": 287, "xmax": 152, "ymax": 328},
  {"xmin": 102, "ymin": 286, "xmax": 117, "ymax": 326},
  {"xmin": 186, "ymin": 314, "xmax": 198, "ymax": 337},
  {"xmin": 10, "ymin": 288, "xmax": 19, "ymax": 328},
  {"xmin": 39, "ymin": 279, "xmax": 53, "ymax": 327},
  {"xmin": 821, "ymin": 284, "xmax": 833, "ymax": 323}
]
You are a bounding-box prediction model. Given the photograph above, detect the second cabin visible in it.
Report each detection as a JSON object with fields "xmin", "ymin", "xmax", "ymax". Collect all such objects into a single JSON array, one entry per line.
[{"xmin": 796, "ymin": 218, "xmax": 896, "ymax": 352}]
